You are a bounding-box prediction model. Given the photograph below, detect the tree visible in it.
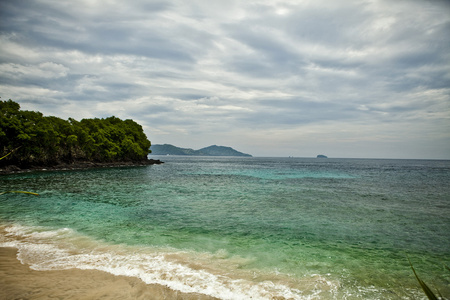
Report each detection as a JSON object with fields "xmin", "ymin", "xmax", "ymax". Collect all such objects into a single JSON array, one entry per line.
[{"xmin": 0, "ymin": 99, "xmax": 152, "ymax": 167}]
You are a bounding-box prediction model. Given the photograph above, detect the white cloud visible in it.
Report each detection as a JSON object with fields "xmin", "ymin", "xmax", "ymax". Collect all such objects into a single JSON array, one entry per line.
[
  {"xmin": 0, "ymin": 0, "xmax": 449, "ymax": 158},
  {"xmin": 1, "ymin": 62, "xmax": 68, "ymax": 80}
]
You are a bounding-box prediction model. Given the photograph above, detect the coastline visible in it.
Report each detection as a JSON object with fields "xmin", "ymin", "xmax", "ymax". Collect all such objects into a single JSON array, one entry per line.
[
  {"xmin": 0, "ymin": 159, "xmax": 164, "ymax": 175},
  {"xmin": 0, "ymin": 247, "xmax": 218, "ymax": 300}
]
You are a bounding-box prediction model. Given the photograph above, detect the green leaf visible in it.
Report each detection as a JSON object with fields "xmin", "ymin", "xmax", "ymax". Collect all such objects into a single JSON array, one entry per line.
[
  {"xmin": 408, "ymin": 258, "xmax": 439, "ymax": 300},
  {"xmin": 0, "ymin": 151, "xmax": 12, "ymax": 160}
]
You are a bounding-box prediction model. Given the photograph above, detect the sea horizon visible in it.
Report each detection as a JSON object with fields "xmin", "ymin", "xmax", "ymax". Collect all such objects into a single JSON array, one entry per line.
[{"xmin": 151, "ymin": 154, "xmax": 450, "ymax": 160}]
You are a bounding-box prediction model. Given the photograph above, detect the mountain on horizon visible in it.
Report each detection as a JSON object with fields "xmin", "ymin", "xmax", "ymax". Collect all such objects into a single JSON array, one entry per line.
[{"xmin": 150, "ymin": 144, "xmax": 252, "ymax": 157}]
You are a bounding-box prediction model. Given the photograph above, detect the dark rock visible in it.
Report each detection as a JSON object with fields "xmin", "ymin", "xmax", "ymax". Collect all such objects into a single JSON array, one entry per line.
[{"xmin": 0, "ymin": 159, "xmax": 163, "ymax": 175}]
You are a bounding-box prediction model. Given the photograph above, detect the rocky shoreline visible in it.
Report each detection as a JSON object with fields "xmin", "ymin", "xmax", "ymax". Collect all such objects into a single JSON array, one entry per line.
[{"xmin": 0, "ymin": 159, "xmax": 164, "ymax": 175}]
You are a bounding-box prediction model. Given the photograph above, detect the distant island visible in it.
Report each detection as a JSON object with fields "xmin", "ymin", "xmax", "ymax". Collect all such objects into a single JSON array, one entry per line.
[
  {"xmin": 317, "ymin": 155, "xmax": 328, "ymax": 158},
  {"xmin": 0, "ymin": 99, "xmax": 162, "ymax": 173},
  {"xmin": 150, "ymin": 144, "xmax": 252, "ymax": 157}
]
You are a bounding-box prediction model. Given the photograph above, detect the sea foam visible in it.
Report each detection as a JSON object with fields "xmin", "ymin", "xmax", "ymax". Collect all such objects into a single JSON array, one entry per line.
[{"xmin": 1, "ymin": 224, "xmax": 337, "ymax": 300}]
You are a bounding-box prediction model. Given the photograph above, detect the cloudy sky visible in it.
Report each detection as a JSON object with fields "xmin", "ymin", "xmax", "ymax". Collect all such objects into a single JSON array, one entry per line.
[{"xmin": 1, "ymin": 0, "xmax": 449, "ymax": 159}]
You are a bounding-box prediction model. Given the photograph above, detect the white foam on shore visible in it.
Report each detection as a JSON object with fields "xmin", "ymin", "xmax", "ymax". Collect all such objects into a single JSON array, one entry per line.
[{"xmin": 0, "ymin": 223, "xmax": 339, "ymax": 300}]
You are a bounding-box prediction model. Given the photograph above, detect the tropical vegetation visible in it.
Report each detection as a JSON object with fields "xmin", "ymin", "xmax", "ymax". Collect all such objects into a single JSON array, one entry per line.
[{"xmin": 0, "ymin": 99, "xmax": 151, "ymax": 168}]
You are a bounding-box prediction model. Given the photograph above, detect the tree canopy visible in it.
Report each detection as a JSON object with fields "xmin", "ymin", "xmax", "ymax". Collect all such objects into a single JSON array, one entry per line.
[{"xmin": 0, "ymin": 99, "xmax": 151, "ymax": 167}]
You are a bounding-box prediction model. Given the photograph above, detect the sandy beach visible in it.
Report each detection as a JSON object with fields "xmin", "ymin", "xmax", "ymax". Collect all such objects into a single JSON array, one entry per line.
[{"xmin": 0, "ymin": 247, "xmax": 217, "ymax": 300}]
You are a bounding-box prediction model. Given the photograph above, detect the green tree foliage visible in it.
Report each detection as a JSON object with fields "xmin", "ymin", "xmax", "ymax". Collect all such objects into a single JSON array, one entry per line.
[{"xmin": 0, "ymin": 99, "xmax": 151, "ymax": 167}]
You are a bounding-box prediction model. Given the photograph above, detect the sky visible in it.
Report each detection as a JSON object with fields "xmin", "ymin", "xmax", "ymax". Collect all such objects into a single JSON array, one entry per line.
[{"xmin": 1, "ymin": 0, "xmax": 449, "ymax": 159}]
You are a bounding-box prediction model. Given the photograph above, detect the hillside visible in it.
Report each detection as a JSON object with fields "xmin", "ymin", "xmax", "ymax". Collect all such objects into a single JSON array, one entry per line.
[
  {"xmin": 0, "ymin": 99, "xmax": 162, "ymax": 171},
  {"xmin": 150, "ymin": 144, "xmax": 252, "ymax": 157}
]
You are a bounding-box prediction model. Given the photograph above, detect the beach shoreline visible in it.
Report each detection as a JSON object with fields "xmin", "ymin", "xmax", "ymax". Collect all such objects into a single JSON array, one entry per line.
[{"xmin": 0, "ymin": 247, "xmax": 217, "ymax": 300}]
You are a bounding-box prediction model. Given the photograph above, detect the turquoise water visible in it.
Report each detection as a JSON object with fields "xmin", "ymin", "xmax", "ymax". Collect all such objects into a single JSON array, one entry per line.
[{"xmin": 1, "ymin": 157, "xmax": 449, "ymax": 299}]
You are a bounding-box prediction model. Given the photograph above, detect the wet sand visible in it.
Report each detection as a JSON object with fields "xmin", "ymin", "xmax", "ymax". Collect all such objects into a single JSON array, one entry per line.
[{"xmin": 0, "ymin": 247, "xmax": 218, "ymax": 300}]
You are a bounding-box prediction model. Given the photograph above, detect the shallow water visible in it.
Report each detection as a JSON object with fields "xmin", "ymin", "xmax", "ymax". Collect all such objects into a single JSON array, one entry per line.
[{"xmin": 1, "ymin": 157, "xmax": 449, "ymax": 299}]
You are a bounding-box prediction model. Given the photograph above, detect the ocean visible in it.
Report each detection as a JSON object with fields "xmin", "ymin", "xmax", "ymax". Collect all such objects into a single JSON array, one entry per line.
[{"xmin": 1, "ymin": 156, "xmax": 449, "ymax": 299}]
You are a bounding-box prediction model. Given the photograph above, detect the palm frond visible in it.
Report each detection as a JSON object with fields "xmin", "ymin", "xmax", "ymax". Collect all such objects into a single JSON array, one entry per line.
[{"xmin": 408, "ymin": 258, "xmax": 439, "ymax": 300}]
